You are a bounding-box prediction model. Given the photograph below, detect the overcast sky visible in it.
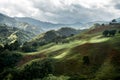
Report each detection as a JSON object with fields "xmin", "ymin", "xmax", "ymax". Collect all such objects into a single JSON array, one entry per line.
[{"xmin": 0, "ymin": 0, "xmax": 120, "ymax": 24}]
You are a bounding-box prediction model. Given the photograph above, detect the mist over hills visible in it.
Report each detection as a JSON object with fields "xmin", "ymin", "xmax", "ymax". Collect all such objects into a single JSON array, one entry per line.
[
  {"xmin": 0, "ymin": 13, "xmax": 108, "ymax": 34},
  {"xmin": 0, "ymin": 13, "xmax": 44, "ymax": 35}
]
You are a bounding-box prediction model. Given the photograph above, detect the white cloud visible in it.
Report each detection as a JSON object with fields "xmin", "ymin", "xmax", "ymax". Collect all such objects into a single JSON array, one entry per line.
[{"xmin": 0, "ymin": 0, "xmax": 120, "ymax": 24}]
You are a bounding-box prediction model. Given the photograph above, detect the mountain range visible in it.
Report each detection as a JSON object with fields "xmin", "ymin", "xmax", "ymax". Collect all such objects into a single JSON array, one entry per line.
[{"xmin": 0, "ymin": 13, "xmax": 108, "ymax": 35}]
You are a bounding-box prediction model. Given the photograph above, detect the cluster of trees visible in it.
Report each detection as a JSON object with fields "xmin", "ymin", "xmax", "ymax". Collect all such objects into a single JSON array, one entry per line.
[
  {"xmin": 0, "ymin": 50, "xmax": 22, "ymax": 73},
  {"xmin": 0, "ymin": 58, "xmax": 55, "ymax": 80},
  {"xmin": 18, "ymin": 58, "xmax": 55, "ymax": 80},
  {"xmin": 52, "ymin": 35, "xmax": 70, "ymax": 44},
  {"xmin": 20, "ymin": 42, "xmax": 36, "ymax": 52},
  {"xmin": 4, "ymin": 40, "xmax": 21, "ymax": 51},
  {"xmin": 103, "ymin": 30, "xmax": 117, "ymax": 37},
  {"xmin": 109, "ymin": 19, "xmax": 120, "ymax": 25},
  {"xmin": 0, "ymin": 40, "xmax": 21, "ymax": 52},
  {"xmin": 0, "ymin": 40, "xmax": 23, "ymax": 79}
]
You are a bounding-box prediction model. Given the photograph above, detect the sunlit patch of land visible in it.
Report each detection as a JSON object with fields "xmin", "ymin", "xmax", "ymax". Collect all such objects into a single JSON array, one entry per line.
[{"xmin": 89, "ymin": 35, "xmax": 110, "ymax": 43}]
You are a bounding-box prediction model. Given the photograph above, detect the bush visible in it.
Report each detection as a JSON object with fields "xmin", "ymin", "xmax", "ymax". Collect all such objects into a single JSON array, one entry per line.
[
  {"xmin": 103, "ymin": 30, "xmax": 117, "ymax": 37},
  {"xmin": 83, "ymin": 56, "xmax": 90, "ymax": 65},
  {"xmin": 118, "ymin": 30, "xmax": 120, "ymax": 34},
  {"xmin": 109, "ymin": 30, "xmax": 117, "ymax": 36},
  {"xmin": 21, "ymin": 44, "xmax": 36, "ymax": 52},
  {"xmin": 42, "ymin": 74, "xmax": 69, "ymax": 80},
  {"xmin": 4, "ymin": 40, "xmax": 21, "ymax": 51},
  {"xmin": 103, "ymin": 30, "xmax": 109, "ymax": 37}
]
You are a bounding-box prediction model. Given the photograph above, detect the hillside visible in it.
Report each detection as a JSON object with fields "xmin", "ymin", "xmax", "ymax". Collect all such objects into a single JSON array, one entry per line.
[
  {"xmin": 25, "ymin": 27, "xmax": 82, "ymax": 48},
  {"xmin": 0, "ymin": 21, "xmax": 120, "ymax": 80},
  {"xmin": 0, "ymin": 24, "xmax": 35, "ymax": 44},
  {"xmin": 5, "ymin": 24, "xmax": 119, "ymax": 80}
]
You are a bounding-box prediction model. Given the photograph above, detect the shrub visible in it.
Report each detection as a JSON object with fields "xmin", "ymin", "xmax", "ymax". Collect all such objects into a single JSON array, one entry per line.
[
  {"xmin": 4, "ymin": 40, "xmax": 21, "ymax": 51},
  {"xmin": 109, "ymin": 30, "xmax": 117, "ymax": 36},
  {"xmin": 103, "ymin": 30, "xmax": 117, "ymax": 37},
  {"xmin": 118, "ymin": 30, "xmax": 120, "ymax": 34},
  {"xmin": 21, "ymin": 44, "xmax": 36, "ymax": 52},
  {"xmin": 103, "ymin": 30, "xmax": 109, "ymax": 37},
  {"xmin": 42, "ymin": 74, "xmax": 69, "ymax": 80},
  {"xmin": 83, "ymin": 56, "xmax": 90, "ymax": 65}
]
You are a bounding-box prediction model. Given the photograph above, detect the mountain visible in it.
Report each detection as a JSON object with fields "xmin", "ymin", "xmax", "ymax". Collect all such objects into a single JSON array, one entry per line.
[
  {"xmin": 0, "ymin": 13, "xmax": 44, "ymax": 35},
  {"xmin": 0, "ymin": 13, "xmax": 16, "ymax": 26},
  {"xmin": 57, "ymin": 27, "xmax": 81, "ymax": 36},
  {"xmin": 0, "ymin": 13, "xmax": 108, "ymax": 34},
  {"xmin": 0, "ymin": 24, "xmax": 35, "ymax": 44},
  {"xmin": 15, "ymin": 17, "xmax": 109, "ymax": 30},
  {"xmin": 32, "ymin": 27, "xmax": 81, "ymax": 43},
  {"xmin": 14, "ymin": 17, "xmax": 62, "ymax": 31}
]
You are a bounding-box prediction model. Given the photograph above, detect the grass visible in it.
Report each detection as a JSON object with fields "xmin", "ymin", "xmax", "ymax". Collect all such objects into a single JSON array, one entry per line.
[
  {"xmin": 17, "ymin": 30, "xmax": 120, "ymax": 80},
  {"xmin": 21, "ymin": 33, "xmax": 112, "ymax": 61}
]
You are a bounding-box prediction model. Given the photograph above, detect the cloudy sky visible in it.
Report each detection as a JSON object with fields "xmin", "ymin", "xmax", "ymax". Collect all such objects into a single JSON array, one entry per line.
[{"xmin": 0, "ymin": 0, "xmax": 120, "ymax": 24}]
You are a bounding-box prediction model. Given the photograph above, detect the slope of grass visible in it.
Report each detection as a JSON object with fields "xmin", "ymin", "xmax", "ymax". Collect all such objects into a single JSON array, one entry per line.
[{"xmin": 17, "ymin": 26, "xmax": 120, "ymax": 80}]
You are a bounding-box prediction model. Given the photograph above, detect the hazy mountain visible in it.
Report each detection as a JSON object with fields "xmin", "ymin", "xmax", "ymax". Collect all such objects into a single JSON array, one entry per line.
[
  {"xmin": 0, "ymin": 13, "xmax": 108, "ymax": 35},
  {"xmin": 15, "ymin": 17, "xmax": 68, "ymax": 31},
  {"xmin": 0, "ymin": 13, "xmax": 44, "ymax": 35},
  {"xmin": 15, "ymin": 17, "xmax": 108, "ymax": 31},
  {"xmin": 0, "ymin": 13, "xmax": 16, "ymax": 27}
]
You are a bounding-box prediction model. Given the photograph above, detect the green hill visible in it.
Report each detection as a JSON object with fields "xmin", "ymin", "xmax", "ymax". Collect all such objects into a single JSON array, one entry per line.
[{"xmin": 0, "ymin": 24, "xmax": 120, "ymax": 80}]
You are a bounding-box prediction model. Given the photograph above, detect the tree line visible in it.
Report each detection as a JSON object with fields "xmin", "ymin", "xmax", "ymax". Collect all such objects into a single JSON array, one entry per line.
[{"xmin": 103, "ymin": 30, "xmax": 120, "ymax": 37}]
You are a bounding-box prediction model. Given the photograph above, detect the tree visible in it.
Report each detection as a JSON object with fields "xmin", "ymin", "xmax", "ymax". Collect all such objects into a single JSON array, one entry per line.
[
  {"xmin": 118, "ymin": 30, "xmax": 120, "ymax": 34},
  {"xmin": 4, "ymin": 40, "xmax": 21, "ymax": 51},
  {"xmin": 83, "ymin": 56, "xmax": 90, "ymax": 65},
  {"xmin": 32, "ymin": 42, "xmax": 39, "ymax": 47},
  {"xmin": 103, "ymin": 30, "xmax": 117, "ymax": 37},
  {"xmin": 103, "ymin": 30, "xmax": 109, "ymax": 37},
  {"xmin": 109, "ymin": 30, "xmax": 117, "ymax": 36},
  {"xmin": 101, "ymin": 24, "xmax": 105, "ymax": 26},
  {"xmin": 0, "ymin": 45, "xmax": 4, "ymax": 52},
  {"xmin": 70, "ymin": 34, "xmax": 74, "ymax": 37},
  {"xmin": 112, "ymin": 19, "xmax": 117, "ymax": 23},
  {"xmin": 21, "ymin": 44, "xmax": 36, "ymax": 52}
]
